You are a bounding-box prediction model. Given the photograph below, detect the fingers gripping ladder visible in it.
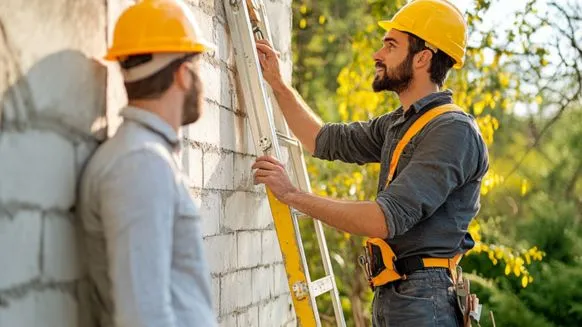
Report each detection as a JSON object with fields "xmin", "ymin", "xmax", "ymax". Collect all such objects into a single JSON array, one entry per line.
[{"xmin": 223, "ymin": 1, "xmax": 346, "ymax": 326}]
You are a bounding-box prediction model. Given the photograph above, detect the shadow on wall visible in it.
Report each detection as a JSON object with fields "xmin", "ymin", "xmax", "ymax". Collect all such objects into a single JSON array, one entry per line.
[
  {"xmin": 0, "ymin": 49, "xmax": 107, "ymax": 327},
  {"xmin": 1, "ymin": 49, "xmax": 108, "ymax": 140}
]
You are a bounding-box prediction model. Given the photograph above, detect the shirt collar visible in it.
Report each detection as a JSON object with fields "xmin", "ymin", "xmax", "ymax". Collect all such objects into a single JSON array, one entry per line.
[
  {"xmin": 408, "ymin": 89, "xmax": 454, "ymax": 115},
  {"xmin": 120, "ymin": 106, "xmax": 179, "ymax": 147}
]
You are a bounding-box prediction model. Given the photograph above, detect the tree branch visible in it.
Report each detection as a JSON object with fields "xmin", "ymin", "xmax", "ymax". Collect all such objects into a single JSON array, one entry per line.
[{"xmin": 503, "ymin": 3, "xmax": 582, "ymax": 181}]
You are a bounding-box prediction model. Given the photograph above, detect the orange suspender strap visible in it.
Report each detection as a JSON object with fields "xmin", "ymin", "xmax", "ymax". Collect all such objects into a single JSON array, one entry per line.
[
  {"xmin": 367, "ymin": 103, "xmax": 464, "ymax": 287},
  {"xmin": 384, "ymin": 103, "xmax": 463, "ymax": 188}
]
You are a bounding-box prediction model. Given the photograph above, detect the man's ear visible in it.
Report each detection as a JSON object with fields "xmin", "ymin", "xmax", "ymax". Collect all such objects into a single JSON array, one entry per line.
[
  {"xmin": 175, "ymin": 63, "xmax": 192, "ymax": 91},
  {"xmin": 415, "ymin": 49, "xmax": 433, "ymax": 69}
]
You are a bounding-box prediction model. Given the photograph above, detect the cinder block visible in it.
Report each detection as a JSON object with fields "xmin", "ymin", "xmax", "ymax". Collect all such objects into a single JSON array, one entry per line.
[
  {"xmin": 214, "ymin": 15, "xmax": 232, "ymax": 67},
  {"xmin": 0, "ymin": 0, "xmax": 107, "ymax": 136},
  {"xmin": 211, "ymin": 277, "xmax": 220, "ymax": 316},
  {"xmin": 0, "ymin": 289, "xmax": 35, "ymax": 327},
  {"xmin": 263, "ymin": 1, "xmax": 293, "ymax": 83},
  {"xmin": 0, "ymin": 210, "xmax": 42, "ymax": 289},
  {"xmin": 234, "ymin": 153, "xmax": 255, "ymax": 191},
  {"xmin": 278, "ymin": 294, "xmax": 296, "ymax": 326},
  {"xmin": 236, "ymin": 306, "xmax": 259, "ymax": 327},
  {"xmin": 218, "ymin": 107, "xmax": 237, "ymax": 152},
  {"xmin": 237, "ymin": 231, "xmax": 261, "ymax": 269},
  {"xmin": 258, "ymin": 298, "xmax": 275, "ymax": 327},
  {"xmin": 233, "ymin": 115, "xmax": 257, "ymax": 155},
  {"xmin": 223, "ymin": 192, "xmax": 272, "ymax": 231},
  {"xmin": 42, "ymin": 214, "xmax": 79, "ymax": 282},
  {"xmin": 203, "ymin": 234, "xmax": 236, "ymax": 274},
  {"xmin": 273, "ymin": 263, "xmax": 290, "ymax": 297},
  {"xmin": 258, "ymin": 294, "xmax": 294, "ymax": 327},
  {"xmin": 0, "ymin": 289, "xmax": 77, "ymax": 327},
  {"xmin": 203, "ymin": 151, "xmax": 234, "ymax": 190},
  {"xmin": 183, "ymin": 141, "xmax": 203, "ymax": 188},
  {"xmin": 188, "ymin": 100, "xmax": 221, "ymax": 146},
  {"xmin": 35, "ymin": 289, "xmax": 78, "ymax": 327},
  {"xmin": 256, "ymin": 195, "xmax": 274, "ymax": 229},
  {"xmin": 261, "ymin": 230, "xmax": 282, "ymax": 265},
  {"xmin": 220, "ymin": 269, "xmax": 252, "ymax": 315},
  {"xmin": 251, "ymin": 266, "xmax": 273, "ymax": 304},
  {"xmin": 199, "ymin": 60, "xmax": 230, "ymax": 107},
  {"xmin": 189, "ymin": 5, "xmax": 213, "ymax": 46},
  {"xmin": 187, "ymin": 104, "xmax": 237, "ymax": 152},
  {"xmin": 219, "ymin": 314, "xmax": 236, "ymax": 327},
  {"xmin": 0, "ymin": 131, "xmax": 75, "ymax": 210},
  {"xmin": 198, "ymin": 0, "xmax": 215, "ymax": 11},
  {"xmin": 198, "ymin": 191, "xmax": 221, "ymax": 237}
]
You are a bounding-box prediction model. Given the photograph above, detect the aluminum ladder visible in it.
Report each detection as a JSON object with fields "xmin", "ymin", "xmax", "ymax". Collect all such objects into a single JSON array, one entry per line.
[{"xmin": 223, "ymin": 0, "xmax": 347, "ymax": 326}]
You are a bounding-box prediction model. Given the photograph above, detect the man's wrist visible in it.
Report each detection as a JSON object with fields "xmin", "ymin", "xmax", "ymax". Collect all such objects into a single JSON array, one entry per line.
[
  {"xmin": 282, "ymin": 188, "xmax": 304, "ymax": 206},
  {"xmin": 270, "ymin": 78, "xmax": 288, "ymax": 94}
]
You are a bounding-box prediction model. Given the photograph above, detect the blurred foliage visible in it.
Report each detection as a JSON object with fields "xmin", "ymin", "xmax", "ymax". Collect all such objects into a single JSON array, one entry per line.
[{"xmin": 291, "ymin": 0, "xmax": 582, "ymax": 326}]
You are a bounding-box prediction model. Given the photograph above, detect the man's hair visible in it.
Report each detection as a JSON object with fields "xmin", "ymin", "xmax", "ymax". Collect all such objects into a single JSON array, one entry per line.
[
  {"xmin": 122, "ymin": 54, "xmax": 197, "ymax": 100},
  {"xmin": 406, "ymin": 33, "xmax": 455, "ymax": 87}
]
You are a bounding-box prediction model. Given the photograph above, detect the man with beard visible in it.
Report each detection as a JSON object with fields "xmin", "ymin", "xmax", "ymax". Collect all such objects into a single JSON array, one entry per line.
[
  {"xmin": 253, "ymin": 0, "xmax": 488, "ymax": 326},
  {"xmin": 78, "ymin": 1, "xmax": 216, "ymax": 326}
]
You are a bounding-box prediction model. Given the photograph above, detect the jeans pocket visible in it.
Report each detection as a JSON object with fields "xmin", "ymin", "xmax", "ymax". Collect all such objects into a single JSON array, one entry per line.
[
  {"xmin": 388, "ymin": 284, "xmax": 436, "ymax": 327},
  {"xmin": 392, "ymin": 280, "xmax": 435, "ymax": 301}
]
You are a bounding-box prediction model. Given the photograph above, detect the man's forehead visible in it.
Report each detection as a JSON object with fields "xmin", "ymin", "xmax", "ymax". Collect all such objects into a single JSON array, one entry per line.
[{"xmin": 383, "ymin": 29, "xmax": 408, "ymax": 43}]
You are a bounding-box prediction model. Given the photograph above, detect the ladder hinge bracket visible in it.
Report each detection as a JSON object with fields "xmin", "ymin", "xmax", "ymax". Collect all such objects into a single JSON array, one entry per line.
[
  {"xmin": 259, "ymin": 137, "xmax": 272, "ymax": 152},
  {"xmin": 292, "ymin": 281, "xmax": 309, "ymax": 301}
]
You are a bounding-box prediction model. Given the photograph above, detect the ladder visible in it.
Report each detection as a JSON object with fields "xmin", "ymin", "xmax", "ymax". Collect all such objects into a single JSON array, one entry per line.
[{"xmin": 223, "ymin": 1, "xmax": 347, "ymax": 326}]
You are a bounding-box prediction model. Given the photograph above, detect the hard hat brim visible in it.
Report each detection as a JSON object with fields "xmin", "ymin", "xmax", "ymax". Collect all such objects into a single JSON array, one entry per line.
[
  {"xmin": 103, "ymin": 39, "xmax": 216, "ymax": 61},
  {"xmin": 378, "ymin": 20, "xmax": 396, "ymax": 33}
]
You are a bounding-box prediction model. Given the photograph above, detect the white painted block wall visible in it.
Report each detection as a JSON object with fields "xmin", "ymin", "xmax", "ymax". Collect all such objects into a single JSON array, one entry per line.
[{"xmin": 0, "ymin": 0, "xmax": 296, "ymax": 326}]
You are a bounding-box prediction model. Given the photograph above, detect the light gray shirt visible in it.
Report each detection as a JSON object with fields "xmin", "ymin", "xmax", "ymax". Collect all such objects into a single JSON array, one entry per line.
[{"xmin": 79, "ymin": 106, "xmax": 216, "ymax": 327}]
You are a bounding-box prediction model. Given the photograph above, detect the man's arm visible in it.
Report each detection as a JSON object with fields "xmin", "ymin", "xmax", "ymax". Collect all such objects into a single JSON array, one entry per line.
[
  {"xmin": 252, "ymin": 116, "xmax": 484, "ymax": 239},
  {"xmin": 99, "ymin": 149, "xmax": 176, "ymax": 327},
  {"xmin": 252, "ymin": 156, "xmax": 388, "ymax": 238},
  {"xmin": 256, "ymin": 40, "xmax": 388, "ymax": 163},
  {"xmin": 256, "ymin": 40, "xmax": 322, "ymax": 153},
  {"xmin": 285, "ymin": 192, "xmax": 389, "ymax": 238}
]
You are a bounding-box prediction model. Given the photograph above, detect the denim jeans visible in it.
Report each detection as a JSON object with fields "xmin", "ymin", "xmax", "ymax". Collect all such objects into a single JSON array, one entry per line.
[{"xmin": 372, "ymin": 268, "xmax": 462, "ymax": 327}]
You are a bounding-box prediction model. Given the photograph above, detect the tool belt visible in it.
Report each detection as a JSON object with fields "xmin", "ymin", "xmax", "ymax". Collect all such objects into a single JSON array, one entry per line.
[
  {"xmin": 359, "ymin": 238, "xmax": 462, "ymax": 288},
  {"xmin": 360, "ymin": 238, "xmax": 486, "ymax": 327},
  {"xmin": 359, "ymin": 104, "xmax": 489, "ymax": 325}
]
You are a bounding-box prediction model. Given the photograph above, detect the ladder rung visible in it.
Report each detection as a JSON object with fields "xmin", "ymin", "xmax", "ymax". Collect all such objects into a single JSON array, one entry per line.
[
  {"xmin": 290, "ymin": 208, "xmax": 309, "ymax": 219},
  {"xmin": 276, "ymin": 132, "xmax": 300, "ymax": 148},
  {"xmin": 309, "ymin": 276, "xmax": 334, "ymax": 297}
]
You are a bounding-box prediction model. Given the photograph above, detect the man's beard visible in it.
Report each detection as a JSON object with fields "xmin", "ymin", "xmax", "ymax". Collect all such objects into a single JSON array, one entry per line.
[
  {"xmin": 181, "ymin": 70, "xmax": 204, "ymax": 126},
  {"xmin": 372, "ymin": 53, "xmax": 414, "ymax": 94}
]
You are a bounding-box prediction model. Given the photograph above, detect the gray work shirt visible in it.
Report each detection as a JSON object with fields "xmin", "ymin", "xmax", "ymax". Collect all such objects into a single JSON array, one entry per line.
[
  {"xmin": 79, "ymin": 106, "xmax": 216, "ymax": 327},
  {"xmin": 314, "ymin": 90, "xmax": 489, "ymax": 258}
]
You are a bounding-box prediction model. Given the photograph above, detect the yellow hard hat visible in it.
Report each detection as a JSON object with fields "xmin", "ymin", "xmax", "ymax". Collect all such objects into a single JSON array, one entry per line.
[
  {"xmin": 378, "ymin": 0, "xmax": 467, "ymax": 69},
  {"xmin": 104, "ymin": 0, "xmax": 215, "ymax": 61}
]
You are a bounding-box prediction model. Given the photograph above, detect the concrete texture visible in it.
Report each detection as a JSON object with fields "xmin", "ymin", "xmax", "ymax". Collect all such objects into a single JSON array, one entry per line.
[{"xmin": 0, "ymin": 0, "xmax": 296, "ymax": 326}]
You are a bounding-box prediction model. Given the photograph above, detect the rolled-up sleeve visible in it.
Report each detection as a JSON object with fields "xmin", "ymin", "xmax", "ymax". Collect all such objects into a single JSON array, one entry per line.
[
  {"xmin": 99, "ymin": 149, "xmax": 176, "ymax": 327},
  {"xmin": 376, "ymin": 118, "xmax": 480, "ymax": 238},
  {"xmin": 313, "ymin": 114, "xmax": 389, "ymax": 164}
]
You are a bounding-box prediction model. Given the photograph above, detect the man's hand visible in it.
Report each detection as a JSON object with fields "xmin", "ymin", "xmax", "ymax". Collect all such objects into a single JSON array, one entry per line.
[
  {"xmin": 252, "ymin": 156, "xmax": 298, "ymax": 203},
  {"xmin": 256, "ymin": 40, "xmax": 285, "ymax": 90}
]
